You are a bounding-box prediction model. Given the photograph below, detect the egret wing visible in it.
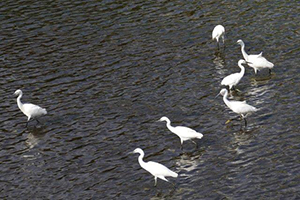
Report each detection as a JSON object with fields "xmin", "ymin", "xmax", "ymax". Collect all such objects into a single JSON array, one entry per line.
[
  {"xmin": 23, "ymin": 103, "xmax": 47, "ymax": 116},
  {"xmin": 221, "ymin": 73, "xmax": 240, "ymax": 86},
  {"xmin": 174, "ymin": 126, "xmax": 203, "ymax": 139},
  {"xmin": 229, "ymin": 101, "xmax": 257, "ymax": 114},
  {"xmin": 146, "ymin": 161, "xmax": 178, "ymax": 178}
]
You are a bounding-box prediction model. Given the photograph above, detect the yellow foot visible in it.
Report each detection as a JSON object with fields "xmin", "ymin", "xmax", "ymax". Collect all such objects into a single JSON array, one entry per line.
[{"xmin": 225, "ymin": 119, "xmax": 232, "ymax": 124}]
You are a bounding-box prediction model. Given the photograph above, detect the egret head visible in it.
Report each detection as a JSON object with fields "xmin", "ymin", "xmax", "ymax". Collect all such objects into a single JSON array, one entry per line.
[
  {"xmin": 238, "ymin": 59, "xmax": 247, "ymax": 65},
  {"xmin": 159, "ymin": 116, "xmax": 169, "ymax": 122},
  {"xmin": 14, "ymin": 89, "xmax": 22, "ymax": 96},
  {"xmin": 237, "ymin": 39, "xmax": 244, "ymax": 46},
  {"xmin": 133, "ymin": 148, "xmax": 143, "ymax": 154},
  {"xmin": 219, "ymin": 88, "xmax": 228, "ymax": 96}
]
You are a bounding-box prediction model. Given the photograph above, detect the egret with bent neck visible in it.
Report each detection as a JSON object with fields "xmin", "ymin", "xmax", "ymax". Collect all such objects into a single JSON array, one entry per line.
[
  {"xmin": 237, "ymin": 39, "xmax": 274, "ymax": 74},
  {"xmin": 14, "ymin": 89, "xmax": 47, "ymax": 127},
  {"xmin": 159, "ymin": 116, "xmax": 203, "ymax": 149},
  {"xmin": 130, "ymin": 148, "xmax": 178, "ymax": 186},
  {"xmin": 221, "ymin": 59, "xmax": 249, "ymax": 90},
  {"xmin": 217, "ymin": 88, "xmax": 258, "ymax": 126},
  {"xmin": 212, "ymin": 25, "xmax": 225, "ymax": 49}
]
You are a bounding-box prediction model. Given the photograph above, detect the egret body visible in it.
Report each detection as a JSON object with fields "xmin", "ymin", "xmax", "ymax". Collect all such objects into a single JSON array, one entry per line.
[
  {"xmin": 237, "ymin": 39, "xmax": 274, "ymax": 74},
  {"xmin": 131, "ymin": 148, "xmax": 178, "ymax": 186},
  {"xmin": 221, "ymin": 59, "xmax": 248, "ymax": 90},
  {"xmin": 212, "ymin": 25, "xmax": 225, "ymax": 47},
  {"xmin": 159, "ymin": 116, "xmax": 203, "ymax": 149},
  {"xmin": 14, "ymin": 89, "xmax": 47, "ymax": 127},
  {"xmin": 217, "ymin": 88, "xmax": 257, "ymax": 126}
]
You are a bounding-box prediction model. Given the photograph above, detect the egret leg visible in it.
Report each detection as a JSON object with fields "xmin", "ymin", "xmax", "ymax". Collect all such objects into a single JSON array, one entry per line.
[
  {"xmin": 222, "ymin": 36, "xmax": 225, "ymax": 50},
  {"xmin": 180, "ymin": 144, "xmax": 183, "ymax": 151},
  {"xmin": 171, "ymin": 182, "xmax": 176, "ymax": 188},
  {"xmin": 243, "ymin": 118, "xmax": 247, "ymax": 127},
  {"xmin": 269, "ymin": 69, "xmax": 272, "ymax": 74},
  {"xmin": 36, "ymin": 118, "xmax": 41, "ymax": 124},
  {"xmin": 154, "ymin": 177, "xmax": 157, "ymax": 187},
  {"xmin": 191, "ymin": 140, "xmax": 198, "ymax": 148},
  {"xmin": 25, "ymin": 121, "xmax": 29, "ymax": 128}
]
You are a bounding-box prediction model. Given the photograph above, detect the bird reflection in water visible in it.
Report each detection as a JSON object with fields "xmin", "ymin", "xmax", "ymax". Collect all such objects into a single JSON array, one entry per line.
[
  {"xmin": 213, "ymin": 52, "xmax": 226, "ymax": 77},
  {"xmin": 176, "ymin": 153, "xmax": 203, "ymax": 179},
  {"xmin": 26, "ymin": 126, "xmax": 47, "ymax": 149}
]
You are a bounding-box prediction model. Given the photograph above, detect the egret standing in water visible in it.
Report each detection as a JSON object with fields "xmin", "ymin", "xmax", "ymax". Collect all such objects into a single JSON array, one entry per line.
[
  {"xmin": 14, "ymin": 89, "xmax": 47, "ymax": 127},
  {"xmin": 130, "ymin": 148, "xmax": 178, "ymax": 186},
  {"xmin": 237, "ymin": 39, "xmax": 274, "ymax": 74},
  {"xmin": 217, "ymin": 88, "xmax": 258, "ymax": 126},
  {"xmin": 159, "ymin": 116, "xmax": 203, "ymax": 149},
  {"xmin": 221, "ymin": 59, "xmax": 250, "ymax": 90},
  {"xmin": 212, "ymin": 25, "xmax": 225, "ymax": 48}
]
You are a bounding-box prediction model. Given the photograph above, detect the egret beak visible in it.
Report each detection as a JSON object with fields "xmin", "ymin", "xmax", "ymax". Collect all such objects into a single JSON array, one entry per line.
[
  {"xmin": 246, "ymin": 61, "xmax": 253, "ymax": 65},
  {"xmin": 127, "ymin": 151, "xmax": 134, "ymax": 155},
  {"xmin": 215, "ymin": 93, "xmax": 220, "ymax": 98}
]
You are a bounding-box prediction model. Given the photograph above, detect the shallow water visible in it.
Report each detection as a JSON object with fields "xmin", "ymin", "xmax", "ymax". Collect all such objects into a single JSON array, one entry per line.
[{"xmin": 0, "ymin": 0, "xmax": 299, "ymax": 199}]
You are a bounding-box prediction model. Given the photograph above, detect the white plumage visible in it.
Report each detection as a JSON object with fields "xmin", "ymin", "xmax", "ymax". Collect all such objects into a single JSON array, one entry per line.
[
  {"xmin": 14, "ymin": 89, "xmax": 47, "ymax": 126},
  {"xmin": 212, "ymin": 25, "xmax": 225, "ymax": 45},
  {"xmin": 131, "ymin": 148, "xmax": 178, "ymax": 186},
  {"xmin": 221, "ymin": 59, "xmax": 248, "ymax": 90},
  {"xmin": 237, "ymin": 39, "xmax": 274, "ymax": 74},
  {"xmin": 218, "ymin": 88, "xmax": 258, "ymax": 126},
  {"xmin": 159, "ymin": 116, "xmax": 203, "ymax": 148}
]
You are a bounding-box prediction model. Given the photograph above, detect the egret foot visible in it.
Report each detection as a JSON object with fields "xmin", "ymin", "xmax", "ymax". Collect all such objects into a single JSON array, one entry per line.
[
  {"xmin": 191, "ymin": 140, "xmax": 198, "ymax": 148},
  {"xmin": 233, "ymin": 88, "xmax": 241, "ymax": 93},
  {"xmin": 225, "ymin": 119, "xmax": 232, "ymax": 124}
]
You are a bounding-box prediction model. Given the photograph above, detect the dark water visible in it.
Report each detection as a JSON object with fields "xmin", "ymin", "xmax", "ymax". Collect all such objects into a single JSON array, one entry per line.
[{"xmin": 0, "ymin": 0, "xmax": 299, "ymax": 199}]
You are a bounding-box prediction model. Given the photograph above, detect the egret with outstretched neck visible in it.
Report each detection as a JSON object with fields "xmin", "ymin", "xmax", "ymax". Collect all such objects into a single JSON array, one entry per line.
[
  {"xmin": 212, "ymin": 25, "xmax": 225, "ymax": 48},
  {"xmin": 14, "ymin": 89, "xmax": 47, "ymax": 127},
  {"xmin": 159, "ymin": 116, "xmax": 203, "ymax": 149},
  {"xmin": 221, "ymin": 59, "xmax": 250, "ymax": 90},
  {"xmin": 130, "ymin": 148, "xmax": 178, "ymax": 186},
  {"xmin": 217, "ymin": 88, "xmax": 258, "ymax": 126},
  {"xmin": 237, "ymin": 39, "xmax": 274, "ymax": 74}
]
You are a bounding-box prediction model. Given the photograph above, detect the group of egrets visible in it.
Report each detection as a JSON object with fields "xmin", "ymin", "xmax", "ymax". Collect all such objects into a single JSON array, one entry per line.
[
  {"xmin": 13, "ymin": 24, "xmax": 274, "ymax": 187},
  {"xmin": 213, "ymin": 24, "xmax": 274, "ymax": 126},
  {"xmin": 129, "ymin": 116, "xmax": 203, "ymax": 186},
  {"xmin": 13, "ymin": 89, "xmax": 202, "ymax": 186}
]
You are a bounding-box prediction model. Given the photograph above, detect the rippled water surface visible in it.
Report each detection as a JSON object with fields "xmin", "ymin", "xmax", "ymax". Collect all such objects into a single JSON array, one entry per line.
[{"xmin": 0, "ymin": 0, "xmax": 299, "ymax": 199}]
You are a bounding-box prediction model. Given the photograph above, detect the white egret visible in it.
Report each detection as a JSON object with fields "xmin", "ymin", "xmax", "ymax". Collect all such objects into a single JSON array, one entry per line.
[
  {"xmin": 130, "ymin": 148, "xmax": 178, "ymax": 186},
  {"xmin": 217, "ymin": 88, "xmax": 258, "ymax": 126},
  {"xmin": 221, "ymin": 59, "xmax": 250, "ymax": 90},
  {"xmin": 159, "ymin": 116, "xmax": 203, "ymax": 149},
  {"xmin": 237, "ymin": 39, "xmax": 274, "ymax": 74},
  {"xmin": 212, "ymin": 25, "xmax": 225, "ymax": 48},
  {"xmin": 14, "ymin": 89, "xmax": 47, "ymax": 127}
]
